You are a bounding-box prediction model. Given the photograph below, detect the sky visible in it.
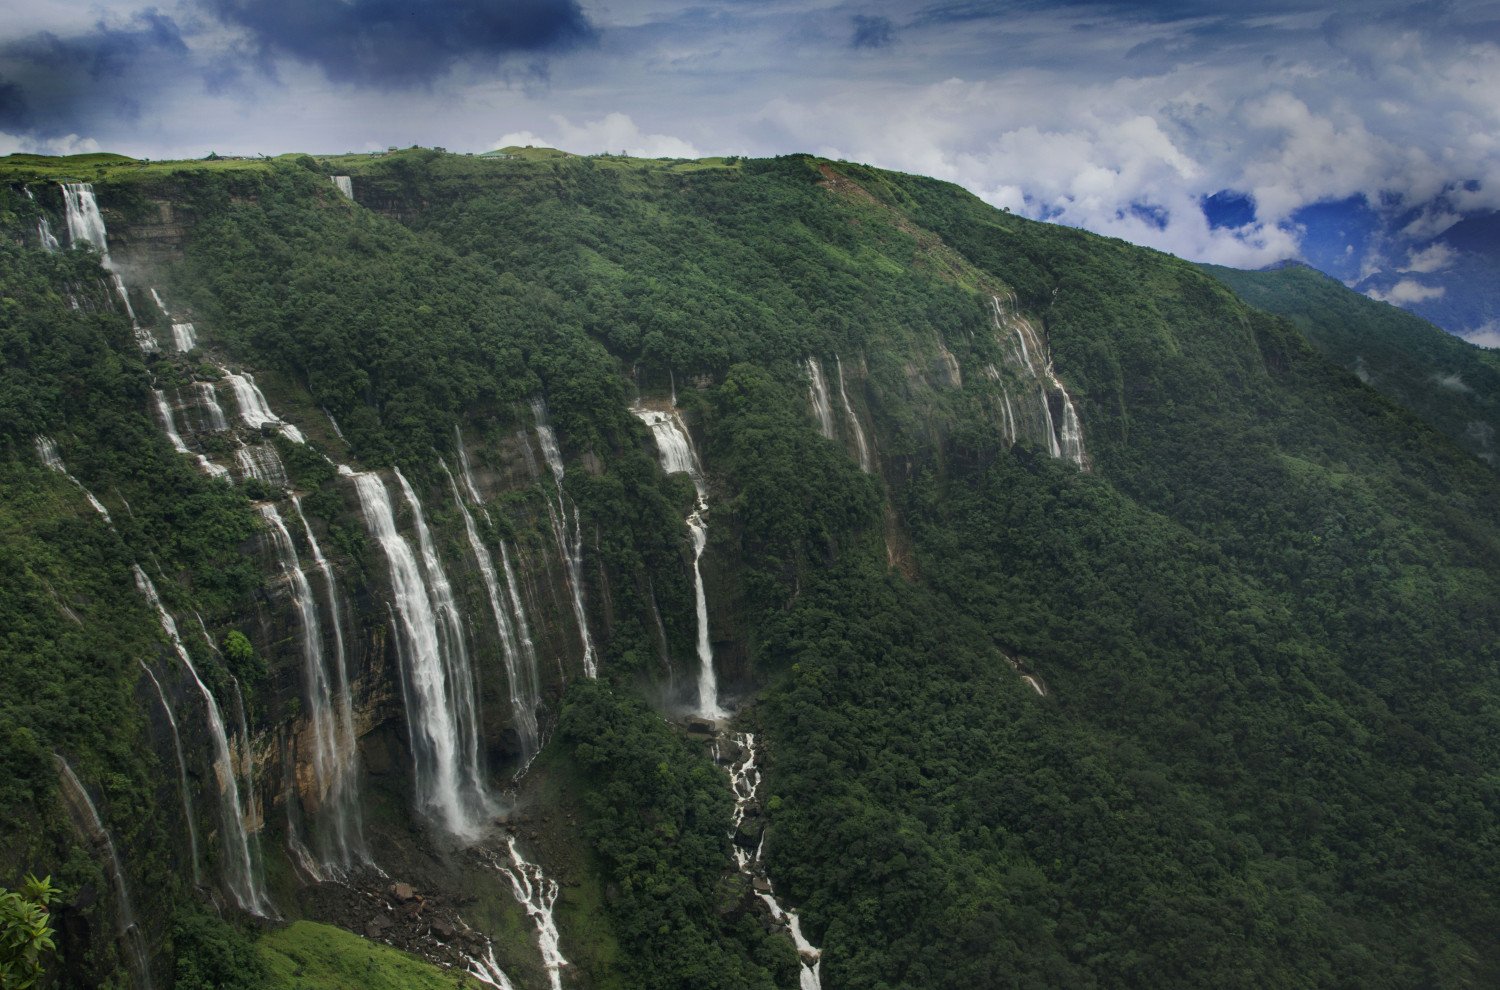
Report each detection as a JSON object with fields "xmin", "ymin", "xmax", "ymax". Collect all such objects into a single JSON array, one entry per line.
[{"xmin": 3, "ymin": 0, "xmax": 1499, "ymax": 344}]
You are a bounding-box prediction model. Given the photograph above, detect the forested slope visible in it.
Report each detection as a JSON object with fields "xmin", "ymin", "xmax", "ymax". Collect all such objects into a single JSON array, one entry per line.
[{"xmin": 1, "ymin": 148, "xmax": 1497, "ymax": 989}]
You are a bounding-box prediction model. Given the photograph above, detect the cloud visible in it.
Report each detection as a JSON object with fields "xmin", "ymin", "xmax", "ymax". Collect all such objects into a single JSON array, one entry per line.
[
  {"xmin": 1366, "ymin": 279, "xmax": 1447, "ymax": 305},
  {"xmin": 1433, "ymin": 372, "xmax": 1471, "ymax": 392},
  {"xmin": 207, "ymin": 0, "xmax": 593, "ymax": 87},
  {"xmin": 496, "ymin": 113, "xmax": 701, "ymax": 159},
  {"xmin": 1462, "ymin": 321, "xmax": 1500, "ymax": 349},
  {"xmin": 851, "ymin": 15, "xmax": 895, "ymax": 50},
  {"xmin": 1402, "ymin": 242, "xmax": 1457, "ymax": 274},
  {"xmin": 0, "ymin": 10, "xmax": 190, "ymax": 138}
]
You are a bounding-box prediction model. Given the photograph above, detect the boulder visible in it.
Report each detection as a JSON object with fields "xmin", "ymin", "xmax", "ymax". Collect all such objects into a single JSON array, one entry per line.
[{"xmin": 390, "ymin": 882, "xmax": 417, "ymax": 903}]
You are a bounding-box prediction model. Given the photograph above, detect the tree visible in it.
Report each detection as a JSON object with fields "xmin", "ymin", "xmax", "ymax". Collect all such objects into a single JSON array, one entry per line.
[{"xmin": 0, "ymin": 875, "xmax": 58, "ymax": 990}]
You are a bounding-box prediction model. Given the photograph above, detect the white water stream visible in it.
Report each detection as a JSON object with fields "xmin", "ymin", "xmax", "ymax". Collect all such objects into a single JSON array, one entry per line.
[
  {"xmin": 805, "ymin": 357, "xmax": 836, "ymax": 439},
  {"xmin": 723, "ymin": 733, "xmax": 822, "ymax": 989},
  {"xmin": 347, "ymin": 468, "xmax": 492, "ymax": 838},
  {"xmin": 444, "ymin": 461, "xmax": 540, "ymax": 760},
  {"xmin": 132, "ymin": 566, "xmax": 272, "ymax": 914},
  {"xmin": 835, "ymin": 356, "xmax": 872, "ymax": 472},
  {"xmin": 530, "ymin": 398, "xmax": 596, "ymax": 676},
  {"xmin": 138, "ymin": 660, "xmax": 202, "ymax": 886},
  {"xmin": 632, "ymin": 404, "xmax": 723, "ymax": 718},
  {"xmin": 260, "ymin": 502, "xmax": 367, "ymax": 871},
  {"xmin": 55, "ymin": 756, "xmax": 155, "ymax": 989},
  {"xmin": 34, "ymin": 435, "xmax": 113, "ymax": 520}
]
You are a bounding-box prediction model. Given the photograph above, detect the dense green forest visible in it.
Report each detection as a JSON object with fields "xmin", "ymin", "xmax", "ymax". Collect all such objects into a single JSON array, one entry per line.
[
  {"xmin": 1204, "ymin": 260, "xmax": 1500, "ymax": 467},
  {"xmin": 1, "ymin": 147, "xmax": 1498, "ymax": 989}
]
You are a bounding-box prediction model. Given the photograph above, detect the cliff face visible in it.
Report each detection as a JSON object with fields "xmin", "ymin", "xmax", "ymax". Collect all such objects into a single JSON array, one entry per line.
[{"xmin": 4, "ymin": 151, "xmax": 1500, "ymax": 989}]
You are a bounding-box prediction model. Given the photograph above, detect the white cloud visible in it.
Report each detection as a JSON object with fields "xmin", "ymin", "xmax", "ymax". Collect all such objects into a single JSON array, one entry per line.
[
  {"xmin": 1402, "ymin": 243, "xmax": 1457, "ymax": 274},
  {"xmin": 1461, "ymin": 322, "xmax": 1500, "ymax": 349},
  {"xmin": 1366, "ymin": 279, "xmax": 1447, "ymax": 304},
  {"xmin": 495, "ymin": 113, "xmax": 701, "ymax": 159},
  {"xmin": 0, "ymin": 131, "xmax": 101, "ymax": 156}
]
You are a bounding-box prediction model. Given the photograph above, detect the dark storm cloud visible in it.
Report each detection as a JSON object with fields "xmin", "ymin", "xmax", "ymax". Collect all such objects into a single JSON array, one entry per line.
[
  {"xmin": 851, "ymin": 15, "xmax": 895, "ymax": 49},
  {"xmin": 0, "ymin": 11, "xmax": 188, "ymax": 137},
  {"xmin": 207, "ymin": 0, "xmax": 595, "ymax": 87}
]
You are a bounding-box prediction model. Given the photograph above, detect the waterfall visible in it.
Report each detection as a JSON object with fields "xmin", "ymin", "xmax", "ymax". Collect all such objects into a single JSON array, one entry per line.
[
  {"xmin": 61, "ymin": 183, "xmax": 110, "ymax": 256},
  {"xmin": 260, "ymin": 503, "xmax": 367, "ymax": 871},
  {"xmin": 37, "ymin": 214, "xmax": 61, "ymax": 252},
  {"xmin": 347, "ymin": 468, "xmax": 492, "ymax": 838},
  {"xmin": 224, "ymin": 371, "xmax": 306, "ymax": 443},
  {"xmin": 197, "ymin": 383, "xmax": 230, "ymax": 432},
  {"xmin": 804, "ymin": 358, "xmax": 835, "ymax": 439},
  {"xmin": 723, "ymin": 733, "xmax": 822, "ymax": 989},
  {"xmin": 54, "ymin": 756, "xmax": 155, "ymax": 990},
  {"xmin": 529, "ymin": 398, "xmax": 596, "ymax": 677},
  {"xmin": 990, "ymin": 295, "xmax": 1088, "ymax": 470},
  {"xmin": 488, "ymin": 836, "xmax": 568, "ymax": 990},
  {"xmin": 34, "ymin": 435, "xmax": 113, "ymax": 520},
  {"xmin": 835, "ymin": 356, "xmax": 873, "ymax": 472},
  {"xmin": 152, "ymin": 390, "xmax": 230, "ymax": 480},
  {"xmin": 465, "ymin": 945, "xmax": 518, "ymax": 990},
  {"xmin": 444, "ymin": 462, "xmax": 539, "ymax": 760},
  {"xmin": 150, "ymin": 289, "xmax": 170, "ymax": 317},
  {"xmin": 499, "ymin": 543, "xmax": 543, "ymax": 720},
  {"xmin": 138, "ymin": 660, "xmax": 202, "ymax": 886},
  {"xmin": 291, "ymin": 496, "xmax": 368, "ymax": 868},
  {"xmin": 454, "ymin": 426, "xmax": 486, "ymax": 505},
  {"xmin": 631, "ymin": 405, "xmax": 723, "ymax": 718},
  {"xmin": 24, "ymin": 186, "xmax": 60, "ymax": 251},
  {"xmin": 331, "ymin": 176, "xmax": 354, "ymax": 200},
  {"xmin": 152, "ymin": 390, "xmax": 191, "ymax": 455},
  {"xmin": 132, "ymin": 566, "xmax": 272, "ymax": 915},
  {"xmin": 235, "ymin": 444, "xmax": 287, "ymax": 488},
  {"xmin": 172, "ymin": 323, "xmax": 198, "ymax": 352}
]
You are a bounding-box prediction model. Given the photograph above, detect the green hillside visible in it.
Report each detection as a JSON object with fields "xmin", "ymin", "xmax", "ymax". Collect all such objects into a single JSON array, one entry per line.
[
  {"xmin": 1204, "ymin": 260, "xmax": 1500, "ymax": 466},
  {"xmin": 2, "ymin": 149, "xmax": 1498, "ymax": 989}
]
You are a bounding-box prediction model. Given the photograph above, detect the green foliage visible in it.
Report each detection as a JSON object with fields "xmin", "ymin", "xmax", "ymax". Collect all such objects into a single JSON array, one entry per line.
[
  {"xmin": 0, "ymin": 875, "xmax": 57, "ymax": 990},
  {"xmin": 1204, "ymin": 261, "xmax": 1500, "ymax": 468},
  {"xmin": 558, "ymin": 681, "xmax": 782, "ymax": 990},
  {"xmin": 172, "ymin": 910, "xmax": 269, "ymax": 990}
]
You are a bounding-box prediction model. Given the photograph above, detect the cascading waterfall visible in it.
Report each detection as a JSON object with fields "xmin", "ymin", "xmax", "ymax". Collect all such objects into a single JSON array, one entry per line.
[
  {"xmin": 54, "ymin": 756, "xmax": 155, "ymax": 990},
  {"xmin": 260, "ymin": 503, "xmax": 367, "ymax": 872},
  {"xmin": 804, "ymin": 357, "xmax": 836, "ymax": 439},
  {"xmin": 23, "ymin": 187, "xmax": 60, "ymax": 251},
  {"xmin": 149, "ymin": 289, "xmax": 170, "ymax": 317},
  {"xmin": 152, "ymin": 391, "xmax": 229, "ymax": 480},
  {"xmin": 346, "ymin": 467, "xmax": 492, "ymax": 838},
  {"xmin": 454, "ymin": 426, "xmax": 486, "ymax": 506},
  {"xmin": 138, "ymin": 660, "xmax": 202, "ymax": 886},
  {"xmin": 34, "ymin": 435, "xmax": 113, "ymax": 520},
  {"xmin": 989, "ymin": 294, "xmax": 1088, "ymax": 470},
  {"xmin": 235, "ymin": 444, "xmax": 287, "ymax": 488},
  {"xmin": 197, "ymin": 382, "xmax": 230, "ymax": 432},
  {"xmin": 487, "ymin": 837, "xmax": 568, "ymax": 990},
  {"xmin": 443, "ymin": 462, "xmax": 540, "ymax": 761},
  {"xmin": 291, "ymin": 496, "xmax": 368, "ymax": 868},
  {"xmin": 835, "ymin": 356, "xmax": 873, "ymax": 472},
  {"xmin": 631, "ymin": 404, "xmax": 724, "ymax": 719},
  {"xmin": 465, "ymin": 945, "xmax": 518, "ymax": 990},
  {"xmin": 224, "ymin": 371, "xmax": 306, "ymax": 443},
  {"xmin": 132, "ymin": 566, "xmax": 272, "ymax": 915},
  {"xmin": 530, "ymin": 398, "xmax": 596, "ymax": 676},
  {"xmin": 498, "ymin": 543, "xmax": 543, "ymax": 712},
  {"xmin": 723, "ymin": 733, "xmax": 822, "ymax": 990},
  {"xmin": 331, "ymin": 176, "xmax": 354, "ymax": 200},
  {"xmin": 172, "ymin": 323, "xmax": 198, "ymax": 352},
  {"xmin": 62, "ymin": 183, "xmax": 110, "ymax": 255},
  {"xmin": 60, "ymin": 183, "xmax": 159, "ymax": 352},
  {"xmin": 153, "ymin": 390, "xmax": 191, "ymax": 455}
]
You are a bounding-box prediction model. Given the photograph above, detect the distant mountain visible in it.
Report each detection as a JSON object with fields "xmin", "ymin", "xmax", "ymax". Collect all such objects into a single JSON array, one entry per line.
[
  {"xmin": 1352, "ymin": 210, "xmax": 1500, "ymax": 344},
  {"xmin": 1204, "ymin": 260, "xmax": 1500, "ymax": 466}
]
